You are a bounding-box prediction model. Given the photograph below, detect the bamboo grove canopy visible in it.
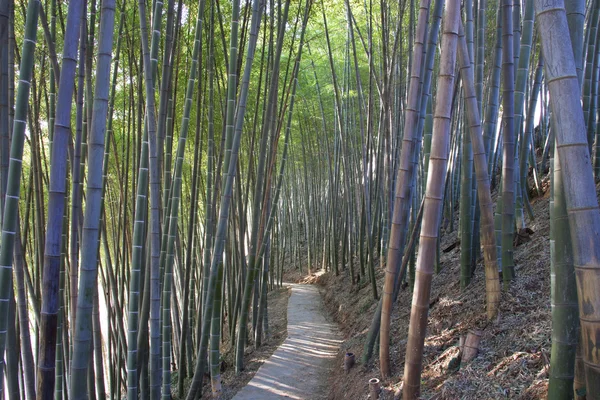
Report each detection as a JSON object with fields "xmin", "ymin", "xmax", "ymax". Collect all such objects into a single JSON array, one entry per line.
[{"xmin": 0, "ymin": 0, "xmax": 599, "ymax": 398}]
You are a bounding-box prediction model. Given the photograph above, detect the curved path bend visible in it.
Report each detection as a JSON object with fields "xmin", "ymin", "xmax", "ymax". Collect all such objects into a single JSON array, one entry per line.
[{"xmin": 233, "ymin": 283, "xmax": 341, "ymax": 400}]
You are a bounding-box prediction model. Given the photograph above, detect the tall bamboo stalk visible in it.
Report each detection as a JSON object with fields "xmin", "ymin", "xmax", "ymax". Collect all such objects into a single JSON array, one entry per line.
[
  {"xmin": 535, "ymin": 0, "xmax": 600, "ymax": 396},
  {"xmin": 161, "ymin": 0, "xmax": 206, "ymax": 396},
  {"xmin": 236, "ymin": 0, "xmax": 286, "ymax": 373},
  {"xmin": 484, "ymin": 3, "xmax": 502, "ymax": 171},
  {"xmin": 548, "ymin": 145, "xmax": 579, "ymax": 399},
  {"xmin": 137, "ymin": 0, "xmax": 163, "ymax": 397},
  {"xmin": 476, "ymin": 0, "xmax": 486, "ymax": 113},
  {"xmin": 186, "ymin": 0, "xmax": 244, "ymax": 395},
  {"xmin": 69, "ymin": 0, "xmax": 116, "ymax": 397},
  {"xmin": 0, "ymin": 0, "xmax": 40, "ymax": 395},
  {"xmin": 37, "ymin": 0, "xmax": 85, "ymax": 396},
  {"xmin": 0, "ymin": 0, "xmax": 8, "ymax": 223},
  {"xmin": 500, "ymin": 0, "xmax": 516, "ymax": 284},
  {"xmin": 178, "ymin": 7, "xmax": 206, "ymax": 395},
  {"xmin": 379, "ymin": 0, "xmax": 432, "ymax": 377},
  {"xmin": 403, "ymin": 0, "xmax": 459, "ymax": 396},
  {"xmin": 126, "ymin": 53, "xmax": 151, "ymax": 400},
  {"xmin": 457, "ymin": 22, "xmax": 501, "ymax": 319}
]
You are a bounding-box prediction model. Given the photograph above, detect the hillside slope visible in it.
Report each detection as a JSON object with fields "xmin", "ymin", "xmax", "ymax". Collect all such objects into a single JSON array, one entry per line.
[{"xmin": 312, "ymin": 188, "xmax": 552, "ymax": 399}]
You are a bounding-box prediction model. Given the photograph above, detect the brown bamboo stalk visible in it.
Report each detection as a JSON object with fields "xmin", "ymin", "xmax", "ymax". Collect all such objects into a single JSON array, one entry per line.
[
  {"xmin": 379, "ymin": 0, "xmax": 432, "ymax": 377},
  {"xmin": 402, "ymin": 0, "xmax": 460, "ymax": 397},
  {"xmin": 456, "ymin": 23, "xmax": 501, "ymax": 319}
]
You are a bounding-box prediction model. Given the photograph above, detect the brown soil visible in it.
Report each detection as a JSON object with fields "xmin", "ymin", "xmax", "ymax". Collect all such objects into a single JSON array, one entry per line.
[
  {"xmin": 172, "ymin": 285, "xmax": 291, "ymax": 399},
  {"xmin": 319, "ymin": 181, "xmax": 553, "ymax": 399}
]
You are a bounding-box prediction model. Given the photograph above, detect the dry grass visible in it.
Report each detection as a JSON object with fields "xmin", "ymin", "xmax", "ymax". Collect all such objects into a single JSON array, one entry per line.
[{"xmin": 318, "ymin": 182, "xmax": 552, "ymax": 399}]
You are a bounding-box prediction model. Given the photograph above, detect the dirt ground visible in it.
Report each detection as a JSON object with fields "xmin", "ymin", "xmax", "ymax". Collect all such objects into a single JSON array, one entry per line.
[{"xmin": 318, "ymin": 181, "xmax": 553, "ymax": 399}]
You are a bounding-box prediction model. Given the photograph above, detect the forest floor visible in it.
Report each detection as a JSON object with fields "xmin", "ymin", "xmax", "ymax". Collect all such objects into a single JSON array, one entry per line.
[
  {"xmin": 232, "ymin": 283, "xmax": 341, "ymax": 399},
  {"xmin": 174, "ymin": 285, "xmax": 291, "ymax": 399},
  {"xmin": 286, "ymin": 179, "xmax": 554, "ymax": 399}
]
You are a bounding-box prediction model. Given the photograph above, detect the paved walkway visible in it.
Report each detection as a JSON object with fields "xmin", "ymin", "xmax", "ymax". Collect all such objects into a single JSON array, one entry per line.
[{"xmin": 233, "ymin": 284, "xmax": 341, "ymax": 400}]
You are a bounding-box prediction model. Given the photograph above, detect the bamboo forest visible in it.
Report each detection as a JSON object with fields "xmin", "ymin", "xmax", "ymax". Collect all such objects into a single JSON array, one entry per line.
[{"xmin": 1, "ymin": 0, "xmax": 600, "ymax": 398}]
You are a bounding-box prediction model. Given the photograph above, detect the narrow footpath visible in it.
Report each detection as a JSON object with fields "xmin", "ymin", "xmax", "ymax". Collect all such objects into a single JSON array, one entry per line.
[{"xmin": 233, "ymin": 283, "xmax": 341, "ymax": 399}]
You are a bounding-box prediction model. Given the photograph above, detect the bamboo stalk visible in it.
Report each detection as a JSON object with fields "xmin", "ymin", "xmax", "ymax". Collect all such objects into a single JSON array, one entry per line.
[
  {"xmin": 403, "ymin": 0, "xmax": 460, "ymax": 396},
  {"xmin": 457, "ymin": 22, "xmax": 501, "ymax": 319},
  {"xmin": 535, "ymin": 0, "xmax": 600, "ymax": 396}
]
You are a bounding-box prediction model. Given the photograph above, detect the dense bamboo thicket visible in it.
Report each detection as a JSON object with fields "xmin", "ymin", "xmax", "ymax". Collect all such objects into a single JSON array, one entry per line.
[{"xmin": 0, "ymin": 0, "xmax": 599, "ymax": 398}]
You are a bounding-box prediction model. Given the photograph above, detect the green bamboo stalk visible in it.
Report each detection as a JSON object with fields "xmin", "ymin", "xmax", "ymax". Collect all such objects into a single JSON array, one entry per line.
[
  {"xmin": 69, "ymin": 0, "xmax": 116, "ymax": 397},
  {"xmin": 186, "ymin": 0, "xmax": 245, "ymax": 395},
  {"xmin": 5, "ymin": 288, "xmax": 18, "ymax": 398},
  {"xmin": 235, "ymin": 0, "xmax": 285, "ymax": 374},
  {"xmin": 255, "ymin": 214, "xmax": 271, "ymax": 345},
  {"xmin": 535, "ymin": 0, "xmax": 600, "ymax": 396},
  {"xmin": 548, "ymin": 146, "xmax": 579, "ymax": 399},
  {"xmin": 157, "ymin": 0, "xmax": 175, "ymax": 204},
  {"xmin": 161, "ymin": 0, "xmax": 206, "ymax": 396},
  {"xmin": 14, "ymin": 211, "xmax": 36, "ymax": 399},
  {"xmin": 209, "ymin": 259, "xmax": 225, "ymax": 395},
  {"xmin": 80, "ymin": 0, "xmax": 96, "ymax": 218},
  {"xmin": 476, "ymin": 0, "xmax": 486, "ymax": 113},
  {"xmin": 589, "ymin": 9, "xmax": 600, "ymax": 177},
  {"xmin": 92, "ymin": 280, "xmax": 106, "ymax": 398},
  {"xmin": 49, "ymin": 0, "xmax": 56, "ymax": 146},
  {"xmin": 200, "ymin": 0, "xmax": 216, "ymax": 344},
  {"xmin": 519, "ymin": 57, "xmax": 543, "ymax": 221},
  {"xmin": 548, "ymin": 2, "xmax": 586, "ymax": 397},
  {"xmin": 178, "ymin": 12, "xmax": 206, "ymax": 394},
  {"xmin": 37, "ymin": 0, "xmax": 84, "ymax": 396},
  {"xmin": 0, "ymin": 0, "xmax": 8, "ymax": 222},
  {"xmin": 513, "ymin": 0, "xmax": 534, "ymax": 156},
  {"xmin": 484, "ymin": 3, "xmax": 503, "ymax": 170},
  {"xmin": 156, "ymin": 0, "xmax": 176, "ymax": 296},
  {"xmin": 126, "ymin": 67, "xmax": 151, "ymax": 400},
  {"xmin": 565, "ymin": 0, "xmax": 585, "ymax": 85},
  {"xmin": 587, "ymin": 2, "xmax": 600, "ymax": 124},
  {"xmin": 540, "ymin": 131, "xmax": 551, "ymax": 174},
  {"xmin": 460, "ymin": 101, "xmax": 474, "ymax": 288},
  {"xmin": 513, "ymin": 0, "xmax": 535, "ymax": 229},
  {"xmin": 70, "ymin": 7, "xmax": 86, "ymax": 332},
  {"xmin": 500, "ymin": 0, "xmax": 516, "ymax": 284},
  {"xmin": 55, "ymin": 209, "xmax": 66, "ymax": 400},
  {"xmin": 466, "ymin": 0, "xmax": 475, "ymax": 68},
  {"xmin": 513, "ymin": 0, "xmax": 521, "ymax": 75},
  {"xmin": 137, "ymin": 0, "xmax": 164, "ymax": 397},
  {"xmin": 252, "ymin": 0, "xmax": 312, "ymax": 313},
  {"xmin": 588, "ymin": 45, "xmax": 600, "ymax": 179}
]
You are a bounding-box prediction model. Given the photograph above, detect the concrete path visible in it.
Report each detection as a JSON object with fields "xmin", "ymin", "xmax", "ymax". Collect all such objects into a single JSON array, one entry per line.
[{"xmin": 233, "ymin": 284, "xmax": 341, "ymax": 400}]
